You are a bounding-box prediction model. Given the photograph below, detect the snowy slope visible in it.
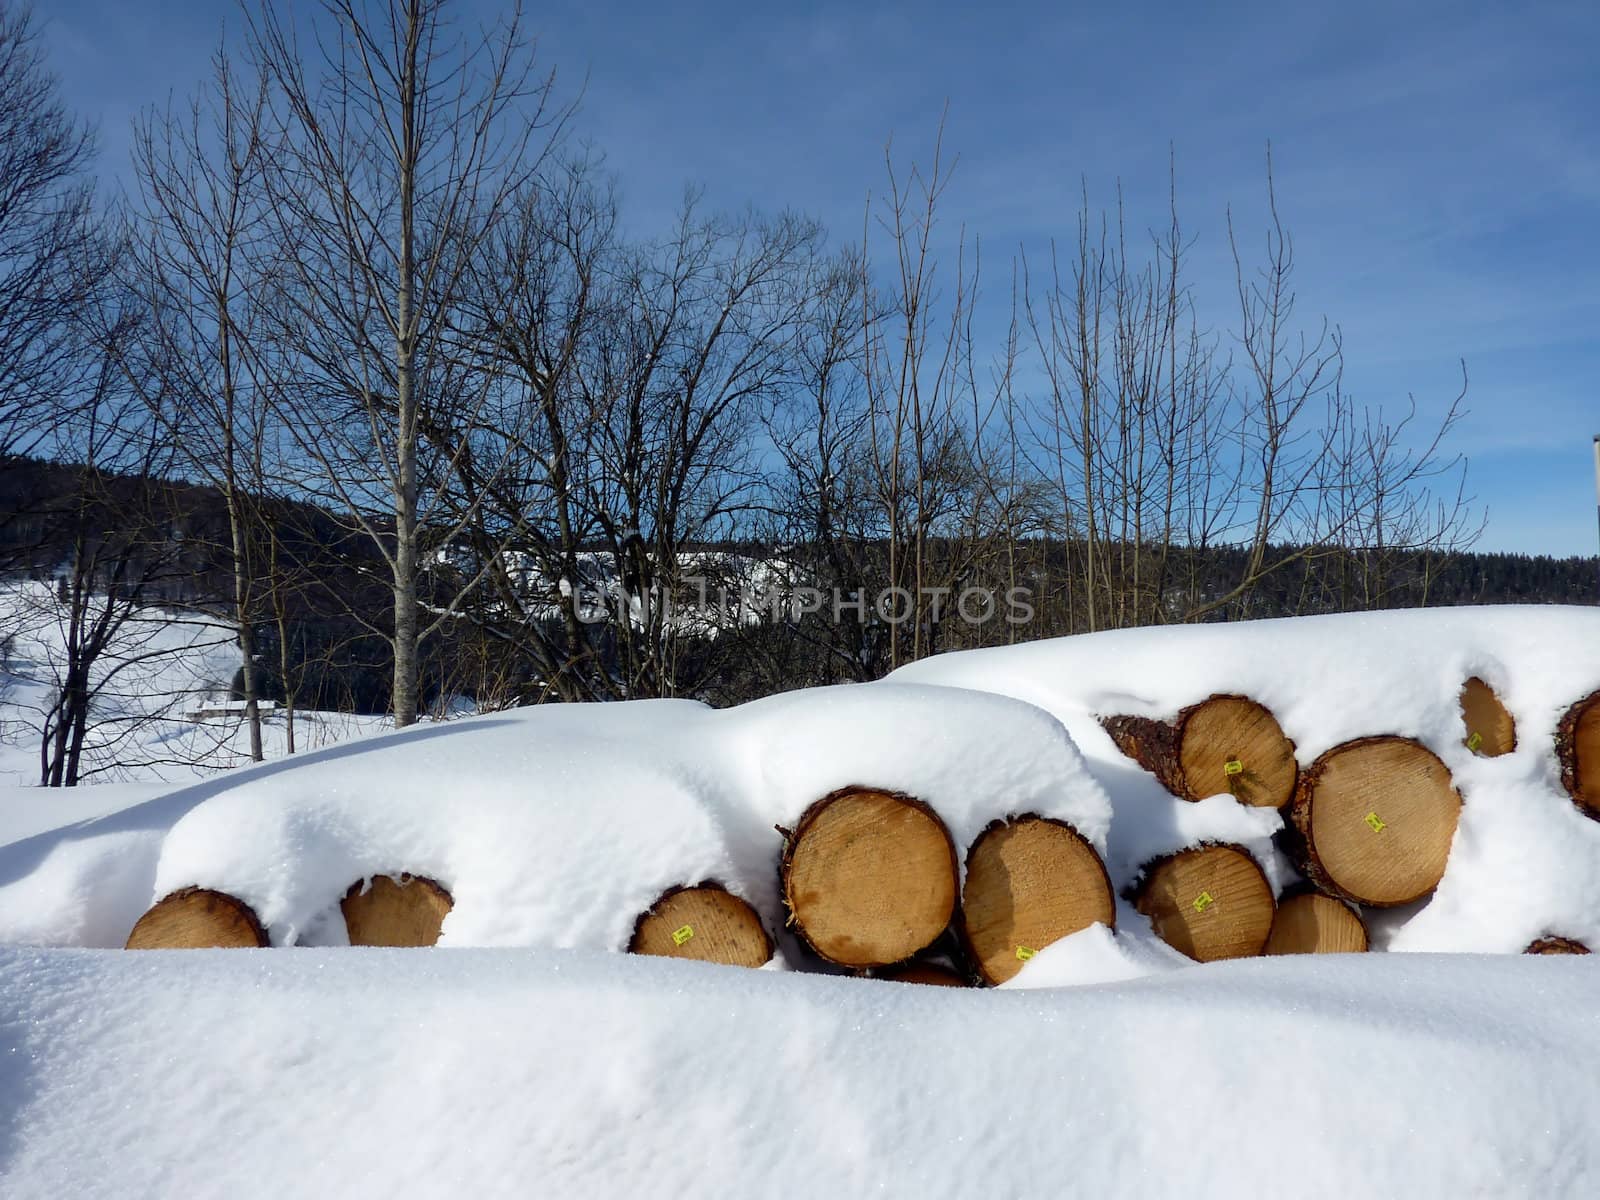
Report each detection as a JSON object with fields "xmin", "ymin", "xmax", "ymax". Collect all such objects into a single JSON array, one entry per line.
[
  {"xmin": 1, "ymin": 946, "xmax": 1597, "ymax": 1199},
  {"xmin": 0, "ymin": 580, "xmax": 388, "ymax": 786}
]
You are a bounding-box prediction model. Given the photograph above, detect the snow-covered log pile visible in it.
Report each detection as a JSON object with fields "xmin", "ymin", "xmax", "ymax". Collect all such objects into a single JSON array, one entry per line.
[
  {"xmin": 4, "ymin": 605, "xmax": 1600, "ymax": 978},
  {"xmin": 895, "ymin": 605, "xmax": 1600, "ymax": 960}
]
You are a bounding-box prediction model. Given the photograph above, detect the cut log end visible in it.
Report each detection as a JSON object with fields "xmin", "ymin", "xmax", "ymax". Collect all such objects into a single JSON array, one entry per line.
[
  {"xmin": 1132, "ymin": 844, "xmax": 1275, "ymax": 962},
  {"xmin": 781, "ymin": 787, "xmax": 958, "ymax": 969},
  {"xmin": 1460, "ymin": 676, "xmax": 1516, "ymax": 757},
  {"xmin": 125, "ymin": 887, "xmax": 268, "ymax": 950},
  {"xmin": 1525, "ymin": 936, "xmax": 1590, "ymax": 955},
  {"xmin": 1105, "ymin": 695, "xmax": 1296, "ymax": 808},
  {"xmin": 1178, "ymin": 695, "xmax": 1298, "ymax": 808},
  {"xmin": 629, "ymin": 883, "xmax": 773, "ymax": 968},
  {"xmin": 959, "ymin": 815, "xmax": 1115, "ymax": 985},
  {"xmin": 1556, "ymin": 691, "xmax": 1600, "ymax": 819},
  {"xmin": 341, "ymin": 874, "xmax": 453, "ymax": 947},
  {"xmin": 879, "ymin": 962, "xmax": 970, "ymax": 987},
  {"xmin": 1290, "ymin": 736, "xmax": 1461, "ymax": 907},
  {"xmin": 1263, "ymin": 892, "xmax": 1369, "ymax": 955}
]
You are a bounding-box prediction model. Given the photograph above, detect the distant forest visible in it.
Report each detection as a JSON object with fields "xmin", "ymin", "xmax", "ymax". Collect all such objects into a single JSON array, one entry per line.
[{"xmin": 5, "ymin": 455, "xmax": 1595, "ymax": 722}]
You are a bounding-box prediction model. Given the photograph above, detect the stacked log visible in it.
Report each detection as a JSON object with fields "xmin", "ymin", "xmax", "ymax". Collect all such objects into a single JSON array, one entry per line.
[
  {"xmin": 1263, "ymin": 892, "xmax": 1369, "ymax": 955},
  {"xmin": 1556, "ymin": 690, "xmax": 1600, "ymax": 818},
  {"xmin": 125, "ymin": 887, "xmax": 268, "ymax": 949},
  {"xmin": 629, "ymin": 883, "xmax": 773, "ymax": 969},
  {"xmin": 779, "ymin": 787, "xmax": 959, "ymax": 969},
  {"xmin": 1104, "ymin": 694, "xmax": 1297, "ymax": 808},
  {"xmin": 1131, "ymin": 844, "xmax": 1276, "ymax": 962},
  {"xmin": 1459, "ymin": 677, "xmax": 1516, "ymax": 757},
  {"xmin": 342, "ymin": 874, "xmax": 453, "ymax": 947},
  {"xmin": 879, "ymin": 962, "xmax": 970, "ymax": 987},
  {"xmin": 1525, "ymin": 936, "xmax": 1590, "ymax": 955},
  {"xmin": 1286, "ymin": 737, "xmax": 1461, "ymax": 907},
  {"xmin": 958, "ymin": 815, "xmax": 1115, "ymax": 985}
]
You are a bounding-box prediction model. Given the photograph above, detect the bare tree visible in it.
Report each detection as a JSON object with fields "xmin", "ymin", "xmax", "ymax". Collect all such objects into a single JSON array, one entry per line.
[
  {"xmin": 247, "ymin": 0, "xmax": 569, "ymax": 725},
  {"xmin": 126, "ymin": 48, "xmax": 279, "ymax": 760},
  {"xmin": 23, "ymin": 272, "xmax": 208, "ymax": 786},
  {"xmin": 0, "ymin": 2, "xmax": 99, "ymax": 468}
]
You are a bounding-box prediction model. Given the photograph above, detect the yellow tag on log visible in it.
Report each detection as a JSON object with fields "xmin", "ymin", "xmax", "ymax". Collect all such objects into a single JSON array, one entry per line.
[
  {"xmin": 1467, "ymin": 732, "xmax": 1483, "ymax": 752},
  {"xmin": 1223, "ymin": 759, "xmax": 1244, "ymax": 777},
  {"xmin": 1193, "ymin": 891, "xmax": 1215, "ymax": 913},
  {"xmin": 671, "ymin": 925, "xmax": 695, "ymax": 946},
  {"xmin": 1015, "ymin": 945, "xmax": 1037, "ymax": 961},
  {"xmin": 1365, "ymin": 811, "xmax": 1387, "ymax": 833}
]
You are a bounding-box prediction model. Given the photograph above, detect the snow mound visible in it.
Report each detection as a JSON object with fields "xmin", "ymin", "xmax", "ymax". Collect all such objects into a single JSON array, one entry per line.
[{"xmin": 1, "ymin": 947, "xmax": 1597, "ymax": 1198}]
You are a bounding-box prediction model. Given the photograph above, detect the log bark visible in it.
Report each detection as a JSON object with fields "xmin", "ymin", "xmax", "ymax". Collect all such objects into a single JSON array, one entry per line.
[
  {"xmin": 1263, "ymin": 891, "xmax": 1368, "ymax": 955},
  {"xmin": 1285, "ymin": 736, "xmax": 1460, "ymax": 907},
  {"xmin": 629, "ymin": 882, "xmax": 773, "ymax": 968},
  {"xmin": 1525, "ymin": 936, "xmax": 1590, "ymax": 955},
  {"xmin": 1130, "ymin": 843, "xmax": 1275, "ymax": 962},
  {"xmin": 341, "ymin": 874, "xmax": 453, "ymax": 947},
  {"xmin": 1556, "ymin": 691, "xmax": 1600, "ymax": 819},
  {"xmin": 957, "ymin": 814, "xmax": 1115, "ymax": 985},
  {"xmin": 125, "ymin": 887, "xmax": 268, "ymax": 949},
  {"xmin": 779, "ymin": 786, "xmax": 959, "ymax": 969},
  {"xmin": 1103, "ymin": 694, "xmax": 1297, "ymax": 808},
  {"xmin": 1459, "ymin": 676, "xmax": 1515, "ymax": 757}
]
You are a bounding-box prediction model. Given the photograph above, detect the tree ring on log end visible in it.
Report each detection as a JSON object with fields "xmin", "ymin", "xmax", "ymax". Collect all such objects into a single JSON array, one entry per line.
[
  {"xmin": 1178, "ymin": 695, "xmax": 1298, "ymax": 808},
  {"xmin": 1290, "ymin": 736, "xmax": 1461, "ymax": 907},
  {"xmin": 629, "ymin": 882, "xmax": 773, "ymax": 968},
  {"xmin": 1131, "ymin": 844, "xmax": 1275, "ymax": 962},
  {"xmin": 1525, "ymin": 936, "xmax": 1590, "ymax": 955},
  {"xmin": 1103, "ymin": 694, "xmax": 1297, "ymax": 807},
  {"xmin": 1460, "ymin": 676, "xmax": 1516, "ymax": 757},
  {"xmin": 1263, "ymin": 892, "xmax": 1368, "ymax": 955},
  {"xmin": 879, "ymin": 962, "xmax": 970, "ymax": 987},
  {"xmin": 1556, "ymin": 691, "xmax": 1600, "ymax": 819},
  {"xmin": 959, "ymin": 815, "xmax": 1115, "ymax": 985},
  {"xmin": 781, "ymin": 787, "xmax": 959, "ymax": 969},
  {"xmin": 125, "ymin": 887, "xmax": 268, "ymax": 950},
  {"xmin": 341, "ymin": 873, "xmax": 453, "ymax": 946}
]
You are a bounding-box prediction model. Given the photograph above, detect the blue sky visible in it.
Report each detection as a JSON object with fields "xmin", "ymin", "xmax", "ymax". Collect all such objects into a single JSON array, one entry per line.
[{"xmin": 39, "ymin": 0, "xmax": 1600, "ymax": 556}]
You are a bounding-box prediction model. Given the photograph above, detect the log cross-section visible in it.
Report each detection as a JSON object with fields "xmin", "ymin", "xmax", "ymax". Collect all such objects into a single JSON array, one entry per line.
[
  {"xmin": 1263, "ymin": 892, "xmax": 1369, "ymax": 955},
  {"xmin": 629, "ymin": 883, "xmax": 773, "ymax": 968},
  {"xmin": 1130, "ymin": 844, "xmax": 1276, "ymax": 962},
  {"xmin": 125, "ymin": 887, "xmax": 269, "ymax": 950},
  {"xmin": 341, "ymin": 874, "xmax": 453, "ymax": 947},
  {"xmin": 1103, "ymin": 694, "xmax": 1297, "ymax": 808},
  {"xmin": 1525, "ymin": 936, "xmax": 1590, "ymax": 955},
  {"xmin": 1459, "ymin": 676, "xmax": 1516, "ymax": 757},
  {"xmin": 878, "ymin": 962, "xmax": 970, "ymax": 986},
  {"xmin": 780, "ymin": 787, "xmax": 959, "ymax": 969},
  {"xmin": 958, "ymin": 815, "xmax": 1115, "ymax": 985},
  {"xmin": 1286, "ymin": 736, "xmax": 1461, "ymax": 907},
  {"xmin": 1556, "ymin": 690, "xmax": 1600, "ymax": 819}
]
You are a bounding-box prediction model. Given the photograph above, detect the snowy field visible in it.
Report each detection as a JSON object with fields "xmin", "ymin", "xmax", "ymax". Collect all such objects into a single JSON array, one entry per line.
[
  {"xmin": 2, "ymin": 604, "xmax": 1600, "ymax": 1196},
  {"xmin": 0, "ymin": 581, "xmax": 387, "ymax": 787}
]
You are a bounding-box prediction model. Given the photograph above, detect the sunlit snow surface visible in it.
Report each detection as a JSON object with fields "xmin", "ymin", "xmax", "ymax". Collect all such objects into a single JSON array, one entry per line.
[{"xmin": 0, "ymin": 948, "xmax": 1595, "ymax": 1197}]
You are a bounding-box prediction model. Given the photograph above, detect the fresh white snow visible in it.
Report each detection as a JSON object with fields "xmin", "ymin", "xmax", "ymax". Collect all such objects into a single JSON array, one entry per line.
[{"xmin": 1, "ymin": 946, "xmax": 1596, "ymax": 1198}]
